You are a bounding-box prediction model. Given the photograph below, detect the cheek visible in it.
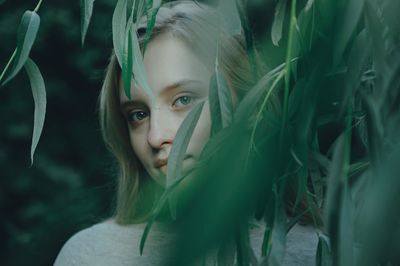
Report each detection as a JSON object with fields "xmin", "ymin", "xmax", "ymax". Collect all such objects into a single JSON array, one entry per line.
[
  {"xmin": 128, "ymin": 127, "xmax": 149, "ymax": 166},
  {"xmin": 188, "ymin": 101, "xmax": 211, "ymax": 156}
]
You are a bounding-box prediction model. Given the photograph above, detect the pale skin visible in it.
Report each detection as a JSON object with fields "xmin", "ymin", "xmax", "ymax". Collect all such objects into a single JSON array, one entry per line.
[{"xmin": 119, "ymin": 34, "xmax": 213, "ymax": 186}]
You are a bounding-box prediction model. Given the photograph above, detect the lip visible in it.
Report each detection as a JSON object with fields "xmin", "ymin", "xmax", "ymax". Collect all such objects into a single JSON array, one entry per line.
[
  {"xmin": 155, "ymin": 158, "xmax": 168, "ymax": 168},
  {"xmin": 154, "ymin": 155, "xmax": 192, "ymax": 169}
]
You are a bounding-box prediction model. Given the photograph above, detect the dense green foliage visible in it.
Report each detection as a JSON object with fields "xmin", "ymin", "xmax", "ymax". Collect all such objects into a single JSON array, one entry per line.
[
  {"xmin": 1, "ymin": 0, "xmax": 400, "ymax": 265},
  {"xmin": 0, "ymin": 0, "xmax": 114, "ymax": 265}
]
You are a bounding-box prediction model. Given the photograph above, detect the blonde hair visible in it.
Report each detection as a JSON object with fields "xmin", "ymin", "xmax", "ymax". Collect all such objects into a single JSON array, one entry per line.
[{"xmin": 99, "ymin": 1, "xmax": 260, "ymax": 224}]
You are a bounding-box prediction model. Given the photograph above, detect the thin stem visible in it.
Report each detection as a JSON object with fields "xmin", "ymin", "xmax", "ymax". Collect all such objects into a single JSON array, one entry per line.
[
  {"xmin": 278, "ymin": 0, "xmax": 297, "ymax": 161},
  {"xmin": 33, "ymin": 0, "xmax": 44, "ymax": 12},
  {"xmin": 0, "ymin": 49, "xmax": 17, "ymax": 85}
]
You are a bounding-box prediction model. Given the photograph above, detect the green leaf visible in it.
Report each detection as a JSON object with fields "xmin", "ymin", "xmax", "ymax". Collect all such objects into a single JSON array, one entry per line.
[
  {"xmin": 364, "ymin": 0, "xmax": 387, "ymax": 74},
  {"xmin": 208, "ymin": 59, "xmax": 234, "ymax": 136},
  {"xmin": 144, "ymin": 0, "xmax": 153, "ymax": 11},
  {"xmin": 261, "ymin": 225, "xmax": 273, "ymax": 257},
  {"xmin": 167, "ymin": 102, "xmax": 205, "ymax": 219},
  {"xmin": 337, "ymin": 185, "xmax": 354, "ymax": 266},
  {"xmin": 140, "ymin": 173, "xmax": 186, "ymax": 255},
  {"xmin": 234, "ymin": 62, "xmax": 287, "ymax": 124},
  {"xmin": 343, "ymin": 29, "xmax": 370, "ymax": 106},
  {"xmin": 140, "ymin": 190, "xmax": 170, "ymax": 255},
  {"xmin": 122, "ymin": 26, "xmax": 133, "ymax": 99},
  {"xmin": 136, "ymin": 0, "xmax": 145, "ymax": 21},
  {"xmin": 304, "ymin": 0, "xmax": 314, "ymax": 11},
  {"xmin": 24, "ymin": 58, "xmax": 46, "ymax": 165},
  {"xmin": 112, "ymin": 0, "xmax": 128, "ymax": 67},
  {"xmin": 131, "ymin": 23, "xmax": 154, "ymax": 101},
  {"xmin": 143, "ymin": 0, "xmax": 161, "ymax": 52},
  {"xmin": 316, "ymin": 233, "xmax": 333, "ymax": 266},
  {"xmin": 2, "ymin": 11, "xmax": 40, "ymax": 86},
  {"xmin": 323, "ymin": 134, "xmax": 345, "ymax": 231},
  {"xmin": 209, "ymin": 72, "xmax": 223, "ymax": 135},
  {"xmin": 261, "ymin": 199, "xmax": 275, "ymax": 256},
  {"xmin": 218, "ymin": 0, "xmax": 242, "ymax": 36},
  {"xmin": 80, "ymin": 0, "xmax": 95, "ymax": 46},
  {"xmin": 236, "ymin": 0, "xmax": 258, "ymax": 80},
  {"xmin": 266, "ymin": 193, "xmax": 287, "ymax": 266},
  {"xmin": 271, "ymin": 0, "xmax": 288, "ymax": 46},
  {"xmin": 310, "ymin": 151, "xmax": 325, "ymax": 207},
  {"xmin": 333, "ymin": 0, "xmax": 365, "ymax": 66},
  {"xmin": 215, "ymin": 70, "xmax": 233, "ymax": 128},
  {"xmin": 323, "ymin": 126, "xmax": 353, "ymax": 265},
  {"xmin": 235, "ymin": 221, "xmax": 258, "ymax": 265}
]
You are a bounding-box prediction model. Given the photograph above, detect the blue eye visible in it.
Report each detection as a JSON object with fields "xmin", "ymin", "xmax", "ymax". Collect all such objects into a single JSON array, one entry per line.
[
  {"xmin": 128, "ymin": 111, "xmax": 148, "ymax": 123},
  {"xmin": 174, "ymin": 95, "xmax": 194, "ymax": 107}
]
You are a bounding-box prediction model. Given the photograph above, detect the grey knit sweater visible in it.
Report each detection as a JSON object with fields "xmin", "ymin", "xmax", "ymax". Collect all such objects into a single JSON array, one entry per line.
[{"xmin": 54, "ymin": 219, "xmax": 318, "ymax": 265}]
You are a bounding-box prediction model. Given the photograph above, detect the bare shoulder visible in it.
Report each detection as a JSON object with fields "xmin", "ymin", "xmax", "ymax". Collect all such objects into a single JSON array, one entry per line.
[{"xmin": 54, "ymin": 219, "xmax": 169, "ymax": 266}]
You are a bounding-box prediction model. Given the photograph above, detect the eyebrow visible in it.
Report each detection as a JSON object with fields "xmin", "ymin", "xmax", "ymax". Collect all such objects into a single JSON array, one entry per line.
[{"xmin": 120, "ymin": 79, "xmax": 206, "ymax": 110}]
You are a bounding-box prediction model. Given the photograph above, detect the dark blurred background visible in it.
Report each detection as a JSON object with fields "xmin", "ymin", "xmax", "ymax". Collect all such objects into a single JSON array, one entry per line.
[{"xmin": 0, "ymin": 0, "xmax": 116, "ymax": 265}]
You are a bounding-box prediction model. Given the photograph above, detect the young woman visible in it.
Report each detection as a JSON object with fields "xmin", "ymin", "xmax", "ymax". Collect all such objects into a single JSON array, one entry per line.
[{"xmin": 55, "ymin": 1, "xmax": 319, "ymax": 265}]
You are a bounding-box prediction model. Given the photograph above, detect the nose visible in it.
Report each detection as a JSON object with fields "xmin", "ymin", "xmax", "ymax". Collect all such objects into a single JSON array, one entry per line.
[{"xmin": 147, "ymin": 108, "xmax": 177, "ymax": 150}]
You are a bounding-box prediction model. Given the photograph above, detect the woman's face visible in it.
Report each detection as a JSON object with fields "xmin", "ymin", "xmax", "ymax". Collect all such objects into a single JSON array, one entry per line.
[{"xmin": 119, "ymin": 34, "xmax": 212, "ymax": 186}]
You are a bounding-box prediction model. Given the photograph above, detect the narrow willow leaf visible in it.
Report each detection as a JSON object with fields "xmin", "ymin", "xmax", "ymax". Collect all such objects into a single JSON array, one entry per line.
[
  {"xmin": 140, "ymin": 187, "xmax": 172, "ymax": 255},
  {"xmin": 235, "ymin": 222, "xmax": 258, "ymax": 266},
  {"xmin": 24, "ymin": 58, "xmax": 46, "ymax": 165},
  {"xmin": 343, "ymin": 29, "xmax": 370, "ymax": 107},
  {"xmin": 261, "ymin": 198, "xmax": 275, "ymax": 257},
  {"xmin": 338, "ymin": 185, "xmax": 354, "ymax": 266},
  {"xmin": 167, "ymin": 102, "xmax": 205, "ymax": 219},
  {"xmin": 271, "ymin": 207, "xmax": 286, "ymax": 265},
  {"xmin": 323, "ymin": 126, "xmax": 352, "ymax": 260},
  {"xmin": 333, "ymin": 0, "xmax": 365, "ymax": 66},
  {"xmin": 143, "ymin": 0, "xmax": 161, "ymax": 52},
  {"xmin": 209, "ymin": 72, "xmax": 222, "ymax": 135},
  {"xmin": 261, "ymin": 226, "xmax": 272, "ymax": 257},
  {"xmin": 131, "ymin": 24, "xmax": 154, "ymax": 101},
  {"xmin": 266, "ymin": 197, "xmax": 286, "ymax": 266},
  {"xmin": 323, "ymin": 135, "xmax": 345, "ymax": 231},
  {"xmin": 140, "ymin": 168, "xmax": 187, "ymax": 254},
  {"xmin": 112, "ymin": 0, "xmax": 128, "ymax": 67},
  {"xmin": 2, "ymin": 11, "xmax": 40, "ymax": 86},
  {"xmin": 216, "ymin": 69, "xmax": 233, "ymax": 128},
  {"xmin": 271, "ymin": 0, "xmax": 288, "ymax": 46},
  {"xmin": 122, "ymin": 27, "xmax": 133, "ymax": 99},
  {"xmin": 234, "ymin": 62, "xmax": 287, "ymax": 123},
  {"xmin": 218, "ymin": 0, "xmax": 242, "ymax": 36},
  {"xmin": 364, "ymin": 1, "xmax": 387, "ymax": 74},
  {"xmin": 80, "ymin": 0, "xmax": 95, "ymax": 46},
  {"xmin": 209, "ymin": 59, "xmax": 234, "ymax": 135},
  {"xmin": 140, "ymin": 213, "xmax": 156, "ymax": 255},
  {"xmin": 316, "ymin": 233, "xmax": 333, "ymax": 266},
  {"xmin": 144, "ymin": 0, "xmax": 153, "ymax": 11},
  {"xmin": 310, "ymin": 151, "xmax": 324, "ymax": 207},
  {"xmin": 236, "ymin": 0, "xmax": 258, "ymax": 80},
  {"xmin": 136, "ymin": 0, "xmax": 145, "ymax": 22},
  {"xmin": 304, "ymin": 0, "xmax": 314, "ymax": 11}
]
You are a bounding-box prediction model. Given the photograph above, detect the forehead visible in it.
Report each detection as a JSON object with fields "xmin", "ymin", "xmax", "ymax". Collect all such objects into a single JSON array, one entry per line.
[{"xmin": 119, "ymin": 34, "xmax": 212, "ymax": 102}]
